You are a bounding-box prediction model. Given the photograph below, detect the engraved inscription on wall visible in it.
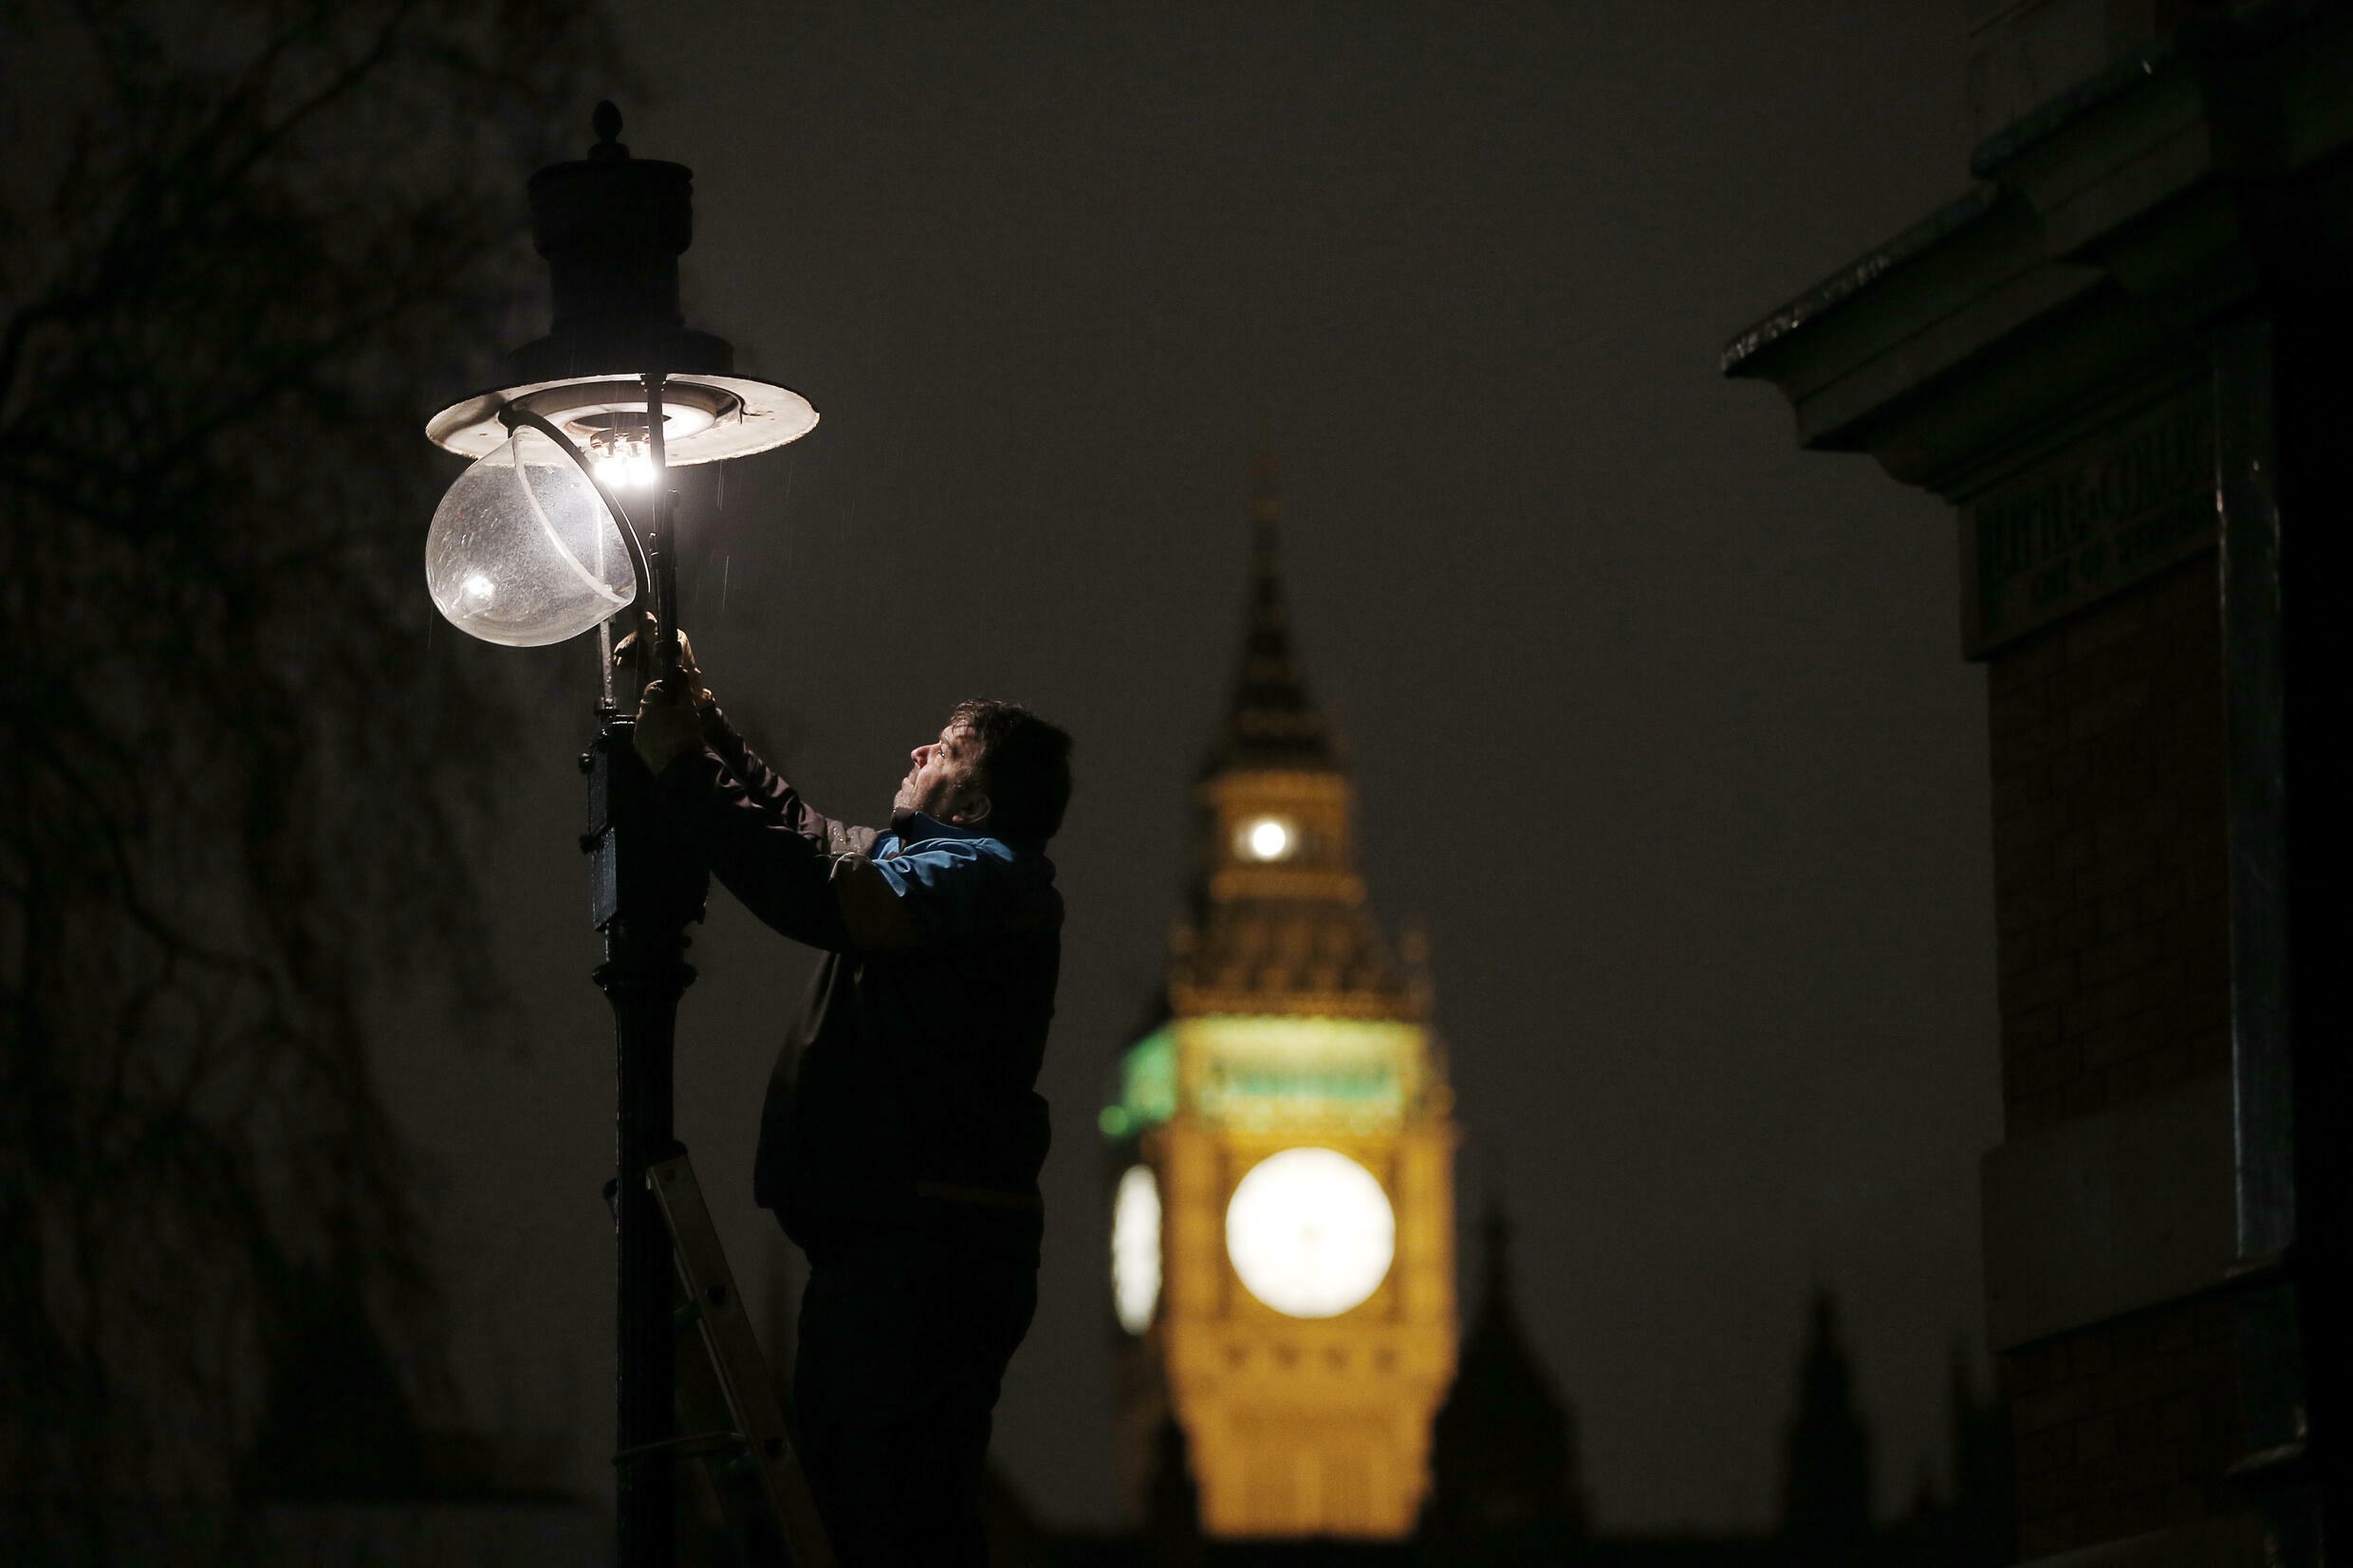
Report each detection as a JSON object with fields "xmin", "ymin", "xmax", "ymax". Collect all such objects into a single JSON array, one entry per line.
[{"xmin": 1963, "ymin": 397, "xmax": 2214, "ymax": 657}]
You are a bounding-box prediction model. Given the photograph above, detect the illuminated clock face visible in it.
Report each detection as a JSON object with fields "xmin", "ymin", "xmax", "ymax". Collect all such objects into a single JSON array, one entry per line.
[
  {"xmin": 1238, "ymin": 814, "xmax": 1295, "ymax": 862},
  {"xmin": 1111, "ymin": 1165, "xmax": 1162, "ymax": 1335},
  {"xmin": 1223, "ymin": 1147, "xmax": 1395, "ymax": 1319}
]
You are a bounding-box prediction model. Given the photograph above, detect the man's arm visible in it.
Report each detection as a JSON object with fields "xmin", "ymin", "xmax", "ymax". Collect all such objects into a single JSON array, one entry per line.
[
  {"xmin": 698, "ymin": 703, "xmax": 876, "ymax": 858},
  {"xmin": 634, "ymin": 652, "xmax": 1053, "ymax": 952},
  {"xmin": 655, "ymin": 746, "xmax": 861, "ymax": 949},
  {"xmin": 624, "ymin": 630, "xmax": 874, "ymax": 857},
  {"xmin": 654, "ymin": 747, "xmax": 1054, "ymax": 953}
]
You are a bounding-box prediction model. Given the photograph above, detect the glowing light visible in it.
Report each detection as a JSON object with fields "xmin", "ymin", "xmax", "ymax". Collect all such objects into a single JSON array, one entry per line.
[
  {"xmin": 1242, "ymin": 816, "xmax": 1293, "ymax": 861},
  {"xmin": 594, "ymin": 450, "xmax": 654, "ymax": 490},
  {"xmin": 1223, "ymin": 1146, "xmax": 1394, "ymax": 1319},
  {"xmin": 461, "ymin": 573, "xmax": 495, "ymax": 603},
  {"xmin": 1105, "ymin": 1025, "xmax": 1179, "ymax": 1139},
  {"xmin": 590, "ymin": 434, "xmax": 656, "ymax": 491},
  {"xmin": 1111, "ymin": 1165, "xmax": 1162, "ymax": 1335}
]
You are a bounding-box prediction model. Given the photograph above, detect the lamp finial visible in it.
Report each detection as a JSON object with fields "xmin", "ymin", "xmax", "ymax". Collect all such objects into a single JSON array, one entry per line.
[{"xmin": 590, "ymin": 100, "xmax": 628, "ymax": 159}]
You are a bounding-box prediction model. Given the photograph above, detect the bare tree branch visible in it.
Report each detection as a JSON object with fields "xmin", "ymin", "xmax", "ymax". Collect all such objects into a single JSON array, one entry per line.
[{"xmin": 1, "ymin": 1, "xmax": 615, "ymax": 1559}]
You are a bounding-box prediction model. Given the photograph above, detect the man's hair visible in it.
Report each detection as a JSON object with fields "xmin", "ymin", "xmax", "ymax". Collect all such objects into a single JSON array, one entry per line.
[{"xmin": 949, "ymin": 698, "xmax": 1073, "ymax": 841}]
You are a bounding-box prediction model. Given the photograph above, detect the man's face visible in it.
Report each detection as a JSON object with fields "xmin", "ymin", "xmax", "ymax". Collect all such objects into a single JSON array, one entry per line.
[{"xmin": 893, "ymin": 721, "xmax": 983, "ymax": 821}]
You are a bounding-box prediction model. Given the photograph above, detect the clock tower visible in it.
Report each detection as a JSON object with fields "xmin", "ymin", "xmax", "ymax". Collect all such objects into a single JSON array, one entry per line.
[{"xmin": 1103, "ymin": 464, "xmax": 1458, "ymax": 1538}]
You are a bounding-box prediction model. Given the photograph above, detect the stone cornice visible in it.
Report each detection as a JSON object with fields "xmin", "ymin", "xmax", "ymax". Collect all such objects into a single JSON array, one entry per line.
[
  {"xmin": 1719, "ymin": 186, "xmax": 2001, "ymax": 376},
  {"xmin": 1722, "ymin": 2, "xmax": 2353, "ymax": 493}
]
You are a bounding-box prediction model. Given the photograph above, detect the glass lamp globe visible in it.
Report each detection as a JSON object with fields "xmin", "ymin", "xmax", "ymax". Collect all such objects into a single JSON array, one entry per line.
[{"xmin": 424, "ymin": 428, "xmax": 636, "ymax": 647}]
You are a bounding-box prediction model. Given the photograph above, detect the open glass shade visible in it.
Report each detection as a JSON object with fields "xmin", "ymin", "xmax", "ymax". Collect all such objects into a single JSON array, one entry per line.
[{"xmin": 424, "ymin": 428, "xmax": 635, "ymax": 647}]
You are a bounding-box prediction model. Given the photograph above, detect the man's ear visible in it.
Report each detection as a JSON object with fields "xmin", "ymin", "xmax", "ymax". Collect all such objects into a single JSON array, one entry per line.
[{"xmin": 951, "ymin": 791, "xmax": 992, "ymax": 827}]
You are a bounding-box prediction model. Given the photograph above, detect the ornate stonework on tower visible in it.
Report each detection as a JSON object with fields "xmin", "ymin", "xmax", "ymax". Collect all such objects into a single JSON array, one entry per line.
[{"xmin": 1103, "ymin": 462, "xmax": 1458, "ymax": 1538}]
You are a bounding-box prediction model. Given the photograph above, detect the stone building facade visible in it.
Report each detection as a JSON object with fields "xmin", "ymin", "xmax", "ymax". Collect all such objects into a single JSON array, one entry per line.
[{"xmin": 1727, "ymin": 2, "xmax": 2350, "ymax": 1562}]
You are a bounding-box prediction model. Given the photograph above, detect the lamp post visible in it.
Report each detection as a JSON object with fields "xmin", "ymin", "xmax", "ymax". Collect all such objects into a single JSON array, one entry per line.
[{"xmin": 420, "ymin": 103, "xmax": 817, "ymax": 1568}]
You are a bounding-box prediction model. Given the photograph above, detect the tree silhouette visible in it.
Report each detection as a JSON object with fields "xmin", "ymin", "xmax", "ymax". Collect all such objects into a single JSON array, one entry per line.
[{"xmin": 0, "ymin": 2, "xmax": 606, "ymax": 1558}]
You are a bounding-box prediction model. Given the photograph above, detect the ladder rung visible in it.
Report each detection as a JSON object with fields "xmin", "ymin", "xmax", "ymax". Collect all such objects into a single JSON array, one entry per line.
[{"xmin": 613, "ymin": 1430, "xmax": 743, "ymax": 1466}]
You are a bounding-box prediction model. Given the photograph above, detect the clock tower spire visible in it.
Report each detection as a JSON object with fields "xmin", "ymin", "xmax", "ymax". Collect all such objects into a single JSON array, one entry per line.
[
  {"xmin": 1203, "ymin": 452, "xmax": 1336, "ymax": 776},
  {"xmin": 1105, "ymin": 459, "xmax": 1459, "ymax": 1539}
]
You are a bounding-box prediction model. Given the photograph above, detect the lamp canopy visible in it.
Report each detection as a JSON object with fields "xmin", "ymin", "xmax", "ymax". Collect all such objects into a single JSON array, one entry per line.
[{"xmin": 425, "ymin": 102, "xmax": 816, "ymax": 465}]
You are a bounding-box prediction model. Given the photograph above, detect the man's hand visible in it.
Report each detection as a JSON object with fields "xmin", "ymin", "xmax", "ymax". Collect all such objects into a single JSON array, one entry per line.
[
  {"xmin": 633, "ymin": 673, "xmax": 703, "ymax": 775},
  {"xmin": 612, "ymin": 615, "xmax": 713, "ymax": 710},
  {"xmin": 619, "ymin": 616, "xmax": 713, "ymax": 774}
]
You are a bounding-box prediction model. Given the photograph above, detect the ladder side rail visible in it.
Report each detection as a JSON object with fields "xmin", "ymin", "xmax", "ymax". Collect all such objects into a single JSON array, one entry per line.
[
  {"xmin": 650, "ymin": 1153, "xmax": 838, "ymax": 1568},
  {"xmin": 671, "ymin": 1284, "xmax": 781, "ymax": 1554}
]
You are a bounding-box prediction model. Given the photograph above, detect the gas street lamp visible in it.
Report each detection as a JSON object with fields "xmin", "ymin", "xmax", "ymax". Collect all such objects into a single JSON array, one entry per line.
[{"xmin": 420, "ymin": 101, "xmax": 816, "ymax": 1568}]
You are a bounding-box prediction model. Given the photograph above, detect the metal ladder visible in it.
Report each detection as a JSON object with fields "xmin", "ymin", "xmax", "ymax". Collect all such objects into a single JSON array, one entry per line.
[{"xmin": 646, "ymin": 1150, "xmax": 836, "ymax": 1568}]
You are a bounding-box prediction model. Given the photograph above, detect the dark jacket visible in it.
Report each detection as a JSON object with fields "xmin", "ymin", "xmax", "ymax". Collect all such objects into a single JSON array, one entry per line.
[{"xmin": 656, "ymin": 710, "xmax": 1060, "ymax": 1243}]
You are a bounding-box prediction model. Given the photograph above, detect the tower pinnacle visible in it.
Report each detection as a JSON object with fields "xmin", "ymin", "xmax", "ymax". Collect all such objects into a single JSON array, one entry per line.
[
  {"xmin": 1206, "ymin": 457, "xmax": 1337, "ymax": 777},
  {"xmin": 1422, "ymin": 1191, "xmax": 1586, "ymax": 1540}
]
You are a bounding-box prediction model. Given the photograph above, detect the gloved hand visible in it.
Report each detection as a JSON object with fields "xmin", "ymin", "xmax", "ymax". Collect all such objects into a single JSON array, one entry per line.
[
  {"xmin": 612, "ymin": 616, "xmax": 713, "ymax": 710},
  {"xmin": 617, "ymin": 616, "xmax": 713, "ymax": 775},
  {"xmin": 633, "ymin": 673, "xmax": 703, "ymax": 775}
]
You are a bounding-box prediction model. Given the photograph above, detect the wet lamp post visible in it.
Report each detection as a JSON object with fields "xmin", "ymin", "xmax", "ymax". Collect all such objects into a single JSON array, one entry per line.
[{"xmin": 419, "ymin": 103, "xmax": 817, "ymax": 1568}]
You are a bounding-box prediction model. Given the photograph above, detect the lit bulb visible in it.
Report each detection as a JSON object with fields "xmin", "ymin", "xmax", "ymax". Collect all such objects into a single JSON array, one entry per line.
[
  {"xmin": 1245, "ymin": 817, "xmax": 1292, "ymax": 861},
  {"xmin": 594, "ymin": 448, "xmax": 654, "ymax": 490}
]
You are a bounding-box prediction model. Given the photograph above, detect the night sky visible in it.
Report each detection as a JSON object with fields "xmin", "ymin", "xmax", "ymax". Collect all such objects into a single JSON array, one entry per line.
[{"xmin": 384, "ymin": 3, "xmax": 2002, "ymax": 1534}]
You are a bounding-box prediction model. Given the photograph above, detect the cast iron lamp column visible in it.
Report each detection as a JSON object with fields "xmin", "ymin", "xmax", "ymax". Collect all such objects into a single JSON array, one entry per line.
[
  {"xmin": 586, "ymin": 373, "xmax": 699, "ymax": 1568},
  {"xmin": 417, "ymin": 104, "xmax": 819, "ymax": 1568}
]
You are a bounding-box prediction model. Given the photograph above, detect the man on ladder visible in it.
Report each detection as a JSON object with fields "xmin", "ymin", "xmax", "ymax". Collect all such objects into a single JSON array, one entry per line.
[{"xmin": 632, "ymin": 638, "xmax": 1072, "ymax": 1568}]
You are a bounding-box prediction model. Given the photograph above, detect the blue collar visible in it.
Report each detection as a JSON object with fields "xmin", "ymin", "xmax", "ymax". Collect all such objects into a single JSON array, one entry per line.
[
  {"xmin": 891, "ymin": 808, "xmax": 991, "ymax": 842},
  {"xmin": 887, "ymin": 808, "xmax": 1048, "ymax": 860}
]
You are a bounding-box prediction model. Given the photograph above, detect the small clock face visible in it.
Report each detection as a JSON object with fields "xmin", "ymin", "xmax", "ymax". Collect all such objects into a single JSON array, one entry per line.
[
  {"xmin": 1238, "ymin": 814, "xmax": 1295, "ymax": 862},
  {"xmin": 1111, "ymin": 1165, "xmax": 1162, "ymax": 1335},
  {"xmin": 1223, "ymin": 1147, "xmax": 1395, "ymax": 1319}
]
